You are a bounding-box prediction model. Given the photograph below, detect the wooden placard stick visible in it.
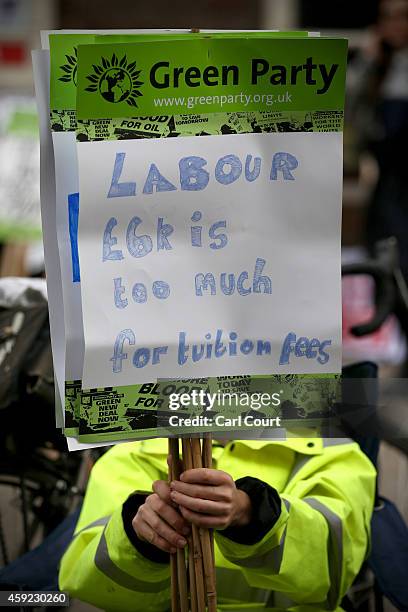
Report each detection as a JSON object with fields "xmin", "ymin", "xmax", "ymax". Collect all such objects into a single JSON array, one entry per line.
[
  {"xmin": 192, "ymin": 437, "xmax": 217, "ymax": 612},
  {"xmin": 183, "ymin": 438, "xmax": 206, "ymax": 612},
  {"xmin": 202, "ymin": 434, "xmax": 215, "ymax": 558},
  {"xmin": 169, "ymin": 438, "xmax": 188, "ymax": 612},
  {"xmin": 168, "ymin": 440, "xmax": 179, "ymax": 612},
  {"xmin": 191, "ymin": 522, "xmax": 206, "ymax": 612},
  {"xmin": 202, "ymin": 434, "xmax": 212, "ymax": 470},
  {"xmin": 190, "ymin": 443, "xmax": 206, "ymax": 612},
  {"xmin": 181, "ymin": 438, "xmax": 198, "ymax": 612},
  {"xmin": 188, "ymin": 543, "xmax": 198, "ymax": 612},
  {"xmin": 201, "ymin": 434, "xmax": 217, "ymax": 611},
  {"xmin": 202, "ymin": 435, "xmax": 215, "ymax": 561},
  {"xmin": 190, "ymin": 437, "xmax": 203, "ymax": 469}
]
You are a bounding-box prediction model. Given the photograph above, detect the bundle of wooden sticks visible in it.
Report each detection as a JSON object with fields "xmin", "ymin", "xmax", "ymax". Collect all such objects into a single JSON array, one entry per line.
[{"xmin": 168, "ymin": 435, "xmax": 217, "ymax": 612}]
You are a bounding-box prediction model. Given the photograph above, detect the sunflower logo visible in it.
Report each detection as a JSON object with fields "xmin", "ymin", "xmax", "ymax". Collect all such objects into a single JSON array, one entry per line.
[
  {"xmin": 85, "ymin": 54, "xmax": 143, "ymax": 106},
  {"xmin": 59, "ymin": 48, "xmax": 78, "ymax": 85}
]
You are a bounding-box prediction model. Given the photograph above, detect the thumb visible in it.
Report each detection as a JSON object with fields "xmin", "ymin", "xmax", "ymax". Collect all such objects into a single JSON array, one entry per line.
[{"xmin": 152, "ymin": 479, "xmax": 173, "ymax": 504}]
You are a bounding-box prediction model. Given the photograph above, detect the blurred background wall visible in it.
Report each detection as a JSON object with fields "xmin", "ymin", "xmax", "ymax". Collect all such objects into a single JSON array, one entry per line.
[{"xmin": 0, "ymin": 0, "xmax": 384, "ymax": 95}]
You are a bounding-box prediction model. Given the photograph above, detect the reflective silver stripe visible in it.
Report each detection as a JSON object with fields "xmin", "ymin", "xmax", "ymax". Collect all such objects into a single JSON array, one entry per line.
[
  {"xmin": 289, "ymin": 454, "xmax": 311, "ymax": 481},
  {"xmin": 94, "ymin": 526, "xmax": 171, "ymax": 593},
  {"xmin": 215, "ymin": 567, "xmax": 270, "ymax": 604},
  {"xmin": 273, "ymin": 498, "xmax": 290, "ymax": 571},
  {"xmin": 72, "ymin": 515, "xmax": 111, "ymax": 539},
  {"xmin": 235, "ymin": 534, "xmax": 285, "ymax": 571},
  {"xmin": 304, "ymin": 497, "xmax": 343, "ymax": 610},
  {"xmin": 269, "ymin": 591, "xmax": 297, "ymax": 609},
  {"xmin": 323, "ymin": 437, "xmax": 353, "ymax": 447},
  {"xmin": 232, "ymin": 498, "xmax": 291, "ymax": 572}
]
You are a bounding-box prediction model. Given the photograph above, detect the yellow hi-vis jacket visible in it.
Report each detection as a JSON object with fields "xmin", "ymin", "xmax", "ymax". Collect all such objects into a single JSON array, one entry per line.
[{"xmin": 59, "ymin": 436, "xmax": 376, "ymax": 611}]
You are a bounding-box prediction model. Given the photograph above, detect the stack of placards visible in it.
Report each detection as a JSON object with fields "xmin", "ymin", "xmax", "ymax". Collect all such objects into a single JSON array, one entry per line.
[
  {"xmin": 33, "ymin": 30, "xmax": 347, "ymax": 450},
  {"xmin": 0, "ymin": 96, "xmax": 41, "ymax": 241}
]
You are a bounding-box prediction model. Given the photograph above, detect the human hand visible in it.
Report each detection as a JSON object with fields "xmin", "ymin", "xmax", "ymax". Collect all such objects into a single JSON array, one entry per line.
[
  {"xmin": 169, "ymin": 468, "xmax": 252, "ymax": 530},
  {"xmin": 132, "ymin": 480, "xmax": 191, "ymax": 554}
]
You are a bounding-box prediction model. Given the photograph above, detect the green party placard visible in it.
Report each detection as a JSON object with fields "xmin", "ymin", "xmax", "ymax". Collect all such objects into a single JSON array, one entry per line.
[
  {"xmin": 76, "ymin": 37, "xmax": 347, "ymax": 119},
  {"xmin": 50, "ymin": 34, "xmax": 93, "ymax": 106},
  {"xmin": 49, "ymin": 31, "xmax": 310, "ymax": 116},
  {"xmin": 45, "ymin": 31, "xmax": 346, "ymax": 444}
]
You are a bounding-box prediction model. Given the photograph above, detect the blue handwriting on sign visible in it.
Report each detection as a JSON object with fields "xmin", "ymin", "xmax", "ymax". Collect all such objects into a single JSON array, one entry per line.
[{"xmin": 106, "ymin": 151, "xmax": 299, "ymax": 198}]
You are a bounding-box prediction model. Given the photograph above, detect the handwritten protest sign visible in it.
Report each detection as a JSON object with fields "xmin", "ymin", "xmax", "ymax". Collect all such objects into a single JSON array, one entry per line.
[
  {"xmin": 44, "ymin": 30, "xmax": 316, "ymax": 444},
  {"xmin": 33, "ymin": 31, "xmax": 347, "ymax": 445},
  {"xmin": 77, "ymin": 130, "xmax": 342, "ymax": 388}
]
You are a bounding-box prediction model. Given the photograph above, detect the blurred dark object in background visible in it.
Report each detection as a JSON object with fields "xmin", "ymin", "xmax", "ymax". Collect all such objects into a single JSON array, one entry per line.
[
  {"xmin": 0, "ymin": 279, "xmax": 94, "ymax": 567},
  {"xmin": 59, "ymin": 0, "xmax": 261, "ymax": 30},
  {"xmin": 347, "ymin": 1, "xmax": 408, "ymax": 292},
  {"xmin": 300, "ymin": 0, "xmax": 379, "ymax": 29},
  {"xmin": 0, "ymin": 278, "xmax": 58, "ymax": 451}
]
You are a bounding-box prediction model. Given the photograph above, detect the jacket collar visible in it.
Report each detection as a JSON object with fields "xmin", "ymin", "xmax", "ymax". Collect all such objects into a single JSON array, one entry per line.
[{"xmin": 139, "ymin": 431, "xmax": 324, "ymax": 457}]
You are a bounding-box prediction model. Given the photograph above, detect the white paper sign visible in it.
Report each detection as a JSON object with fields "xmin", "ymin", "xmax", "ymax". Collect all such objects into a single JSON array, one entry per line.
[
  {"xmin": 32, "ymin": 50, "xmax": 65, "ymax": 427},
  {"xmin": 78, "ymin": 132, "xmax": 342, "ymax": 388},
  {"xmin": 52, "ymin": 131, "xmax": 84, "ymax": 381}
]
